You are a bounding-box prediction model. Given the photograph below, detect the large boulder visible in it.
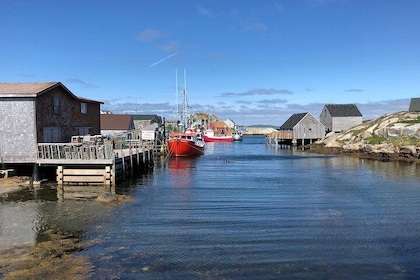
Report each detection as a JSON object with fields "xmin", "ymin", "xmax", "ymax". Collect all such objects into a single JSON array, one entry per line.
[
  {"xmin": 387, "ymin": 123, "xmax": 407, "ymax": 137},
  {"xmin": 402, "ymin": 124, "xmax": 420, "ymax": 137}
]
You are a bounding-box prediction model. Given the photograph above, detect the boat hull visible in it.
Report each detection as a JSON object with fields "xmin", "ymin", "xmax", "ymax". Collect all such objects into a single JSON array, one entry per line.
[
  {"xmin": 232, "ymin": 133, "xmax": 243, "ymax": 141},
  {"xmin": 167, "ymin": 138, "xmax": 204, "ymax": 156}
]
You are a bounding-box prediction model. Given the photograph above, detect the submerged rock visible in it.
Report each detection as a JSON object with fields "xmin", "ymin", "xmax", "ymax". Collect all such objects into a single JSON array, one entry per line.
[
  {"xmin": 96, "ymin": 192, "xmax": 117, "ymax": 203},
  {"xmin": 96, "ymin": 192, "xmax": 134, "ymax": 204}
]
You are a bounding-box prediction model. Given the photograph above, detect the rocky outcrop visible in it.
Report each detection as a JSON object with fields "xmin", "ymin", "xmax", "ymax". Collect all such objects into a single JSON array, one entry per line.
[
  {"xmin": 244, "ymin": 127, "xmax": 278, "ymax": 135},
  {"xmin": 311, "ymin": 111, "xmax": 420, "ymax": 162}
]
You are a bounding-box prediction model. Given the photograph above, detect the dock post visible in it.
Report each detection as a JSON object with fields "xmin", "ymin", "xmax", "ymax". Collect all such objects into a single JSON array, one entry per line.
[
  {"xmin": 130, "ymin": 149, "xmax": 133, "ymax": 175},
  {"xmin": 149, "ymin": 149, "xmax": 153, "ymax": 166},
  {"xmin": 122, "ymin": 152, "xmax": 125, "ymax": 180},
  {"xmin": 137, "ymin": 147, "xmax": 140, "ymax": 171},
  {"xmin": 57, "ymin": 166, "xmax": 63, "ymax": 186},
  {"xmin": 111, "ymin": 160, "xmax": 116, "ymax": 187},
  {"xmin": 104, "ymin": 166, "xmax": 111, "ymax": 186},
  {"xmin": 32, "ymin": 163, "xmax": 39, "ymax": 182}
]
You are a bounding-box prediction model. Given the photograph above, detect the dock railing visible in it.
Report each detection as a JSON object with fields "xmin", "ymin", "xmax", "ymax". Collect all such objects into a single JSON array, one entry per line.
[{"xmin": 37, "ymin": 143, "xmax": 114, "ymax": 163}]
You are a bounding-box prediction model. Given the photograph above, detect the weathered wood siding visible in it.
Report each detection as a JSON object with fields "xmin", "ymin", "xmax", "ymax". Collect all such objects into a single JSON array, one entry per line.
[
  {"xmin": 0, "ymin": 97, "xmax": 37, "ymax": 163},
  {"xmin": 319, "ymin": 108, "xmax": 332, "ymax": 132},
  {"xmin": 293, "ymin": 113, "xmax": 325, "ymax": 139},
  {"xmin": 331, "ymin": 116, "xmax": 362, "ymax": 132},
  {"xmin": 320, "ymin": 105, "xmax": 363, "ymax": 132}
]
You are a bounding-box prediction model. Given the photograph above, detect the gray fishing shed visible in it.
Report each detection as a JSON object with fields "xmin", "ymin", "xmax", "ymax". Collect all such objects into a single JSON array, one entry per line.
[
  {"xmin": 320, "ymin": 104, "xmax": 362, "ymax": 133},
  {"xmin": 278, "ymin": 112, "xmax": 325, "ymax": 146}
]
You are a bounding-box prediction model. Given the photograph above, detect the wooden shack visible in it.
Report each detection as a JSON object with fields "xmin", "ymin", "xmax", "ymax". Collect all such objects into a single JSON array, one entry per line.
[
  {"xmin": 100, "ymin": 114, "xmax": 135, "ymax": 137},
  {"xmin": 409, "ymin": 98, "xmax": 420, "ymax": 112},
  {"xmin": 268, "ymin": 112, "xmax": 325, "ymax": 147},
  {"xmin": 320, "ymin": 104, "xmax": 362, "ymax": 133},
  {"xmin": 0, "ymin": 82, "xmax": 103, "ymax": 165},
  {"xmin": 132, "ymin": 114, "xmax": 162, "ymax": 130}
]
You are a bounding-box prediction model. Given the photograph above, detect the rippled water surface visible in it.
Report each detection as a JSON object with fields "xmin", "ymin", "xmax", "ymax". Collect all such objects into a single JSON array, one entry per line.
[{"xmin": 2, "ymin": 136, "xmax": 420, "ymax": 279}]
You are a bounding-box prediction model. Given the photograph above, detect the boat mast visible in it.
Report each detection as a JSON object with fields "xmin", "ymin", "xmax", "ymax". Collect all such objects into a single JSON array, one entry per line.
[
  {"xmin": 175, "ymin": 69, "xmax": 179, "ymax": 116},
  {"xmin": 174, "ymin": 68, "xmax": 189, "ymax": 131},
  {"xmin": 181, "ymin": 69, "xmax": 188, "ymax": 130}
]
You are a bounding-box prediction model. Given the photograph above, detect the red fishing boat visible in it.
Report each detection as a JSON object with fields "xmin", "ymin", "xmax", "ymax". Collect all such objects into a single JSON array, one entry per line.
[
  {"xmin": 166, "ymin": 69, "xmax": 205, "ymax": 156},
  {"xmin": 167, "ymin": 130, "xmax": 205, "ymax": 157},
  {"xmin": 203, "ymin": 129, "xmax": 234, "ymax": 142}
]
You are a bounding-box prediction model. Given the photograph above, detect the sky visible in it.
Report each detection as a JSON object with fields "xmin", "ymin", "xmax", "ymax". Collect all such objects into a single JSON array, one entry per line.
[{"xmin": 1, "ymin": 0, "xmax": 420, "ymax": 126}]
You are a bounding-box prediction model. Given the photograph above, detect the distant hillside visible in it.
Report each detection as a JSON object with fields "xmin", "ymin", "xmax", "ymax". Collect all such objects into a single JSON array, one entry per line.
[
  {"xmin": 247, "ymin": 124, "xmax": 278, "ymax": 128},
  {"xmin": 244, "ymin": 126, "xmax": 277, "ymax": 135}
]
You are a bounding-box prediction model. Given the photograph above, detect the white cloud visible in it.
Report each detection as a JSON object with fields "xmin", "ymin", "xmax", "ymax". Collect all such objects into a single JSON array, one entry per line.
[{"xmin": 137, "ymin": 28, "xmax": 164, "ymax": 42}]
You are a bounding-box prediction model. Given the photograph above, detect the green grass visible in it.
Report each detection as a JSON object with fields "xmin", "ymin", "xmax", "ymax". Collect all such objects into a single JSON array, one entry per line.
[
  {"xmin": 365, "ymin": 135, "xmax": 387, "ymax": 144},
  {"xmin": 399, "ymin": 116, "xmax": 420, "ymax": 124},
  {"xmin": 388, "ymin": 137, "xmax": 420, "ymax": 146},
  {"xmin": 365, "ymin": 135, "xmax": 420, "ymax": 146}
]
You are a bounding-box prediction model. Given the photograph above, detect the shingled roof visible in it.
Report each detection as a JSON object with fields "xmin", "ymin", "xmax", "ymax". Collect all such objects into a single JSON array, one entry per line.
[
  {"xmin": 0, "ymin": 82, "xmax": 103, "ymax": 104},
  {"xmin": 0, "ymin": 82, "xmax": 58, "ymax": 96},
  {"xmin": 280, "ymin": 113, "xmax": 307, "ymax": 130},
  {"xmin": 324, "ymin": 104, "xmax": 362, "ymax": 117},
  {"xmin": 100, "ymin": 114, "xmax": 134, "ymax": 130}
]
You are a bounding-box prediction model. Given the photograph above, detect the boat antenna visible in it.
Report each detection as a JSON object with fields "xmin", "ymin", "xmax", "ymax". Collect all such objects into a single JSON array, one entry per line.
[{"xmin": 175, "ymin": 69, "xmax": 179, "ymax": 116}]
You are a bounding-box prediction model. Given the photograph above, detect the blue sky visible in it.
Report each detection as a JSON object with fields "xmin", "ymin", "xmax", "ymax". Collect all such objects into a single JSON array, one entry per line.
[{"xmin": 1, "ymin": 0, "xmax": 419, "ymax": 126}]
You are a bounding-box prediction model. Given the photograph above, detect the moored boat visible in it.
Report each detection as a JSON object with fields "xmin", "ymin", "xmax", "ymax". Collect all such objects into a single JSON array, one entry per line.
[
  {"xmin": 167, "ymin": 130, "xmax": 205, "ymax": 157},
  {"xmin": 232, "ymin": 131, "xmax": 243, "ymax": 141},
  {"xmin": 166, "ymin": 69, "xmax": 205, "ymax": 156},
  {"xmin": 203, "ymin": 129, "xmax": 234, "ymax": 142}
]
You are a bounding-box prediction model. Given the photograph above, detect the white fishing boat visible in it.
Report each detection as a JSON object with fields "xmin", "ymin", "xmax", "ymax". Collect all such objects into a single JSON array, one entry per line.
[{"xmin": 232, "ymin": 131, "xmax": 243, "ymax": 141}]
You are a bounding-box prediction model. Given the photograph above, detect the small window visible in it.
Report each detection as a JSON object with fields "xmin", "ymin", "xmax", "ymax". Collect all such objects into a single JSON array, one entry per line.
[
  {"xmin": 81, "ymin": 102, "xmax": 87, "ymax": 114},
  {"xmin": 53, "ymin": 97, "xmax": 60, "ymax": 114}
]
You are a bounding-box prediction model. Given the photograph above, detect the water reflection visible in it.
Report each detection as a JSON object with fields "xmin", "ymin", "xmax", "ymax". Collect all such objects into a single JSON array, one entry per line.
[
  {"xmin": 167, "ymin": 157, "xmax": 198, "ymax": 189},
  {"xmin": 0, "ymin": 184, "xmax": 118, "ymax": 252},
  {"xmin": 0, "ymin": 201, "xmax": 38, "ymax": 250}
]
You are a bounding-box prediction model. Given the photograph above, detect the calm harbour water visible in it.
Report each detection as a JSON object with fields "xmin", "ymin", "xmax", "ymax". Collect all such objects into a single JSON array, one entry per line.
[{"xmin": 1, "ymin": 135, "xmax": 420, "ymax": 279}]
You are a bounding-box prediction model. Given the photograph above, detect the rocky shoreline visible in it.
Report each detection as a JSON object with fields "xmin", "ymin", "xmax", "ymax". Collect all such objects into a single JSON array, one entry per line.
[
  {"xmin": 307, "ymin": 111, "xmax": 420, "ymax": 163},
  {"xmin": 307, "ymin": 143, "xmax": 420, "ymax": 163},
  {"xmin": 0, "ymin": 230, "xmax": 93, "ymax": 280},
  {"xmin": 0, "ymin": 177, "xmax": 31, "ymax": 197}
]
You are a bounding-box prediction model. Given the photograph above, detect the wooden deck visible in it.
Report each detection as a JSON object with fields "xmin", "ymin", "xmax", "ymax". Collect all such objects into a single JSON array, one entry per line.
[
  {"xmin": 266, "ymin": 131, "xmax": 293, "ymax": 146},
  {"xmin": 265, "ymin": 130, "xmax": 320, "ymax": 147},
  {"xmin": 36, "ymin": 143, "xmax": 153, "ymax": 186}
]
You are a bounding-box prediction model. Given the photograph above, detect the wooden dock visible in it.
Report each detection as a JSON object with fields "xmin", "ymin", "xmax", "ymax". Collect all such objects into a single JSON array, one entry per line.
[
  {"xmin": 265, "ymin": 131, "xmax": 294, "ymax": 147},
  {"xmin": 36, "ymin": 142, "xmax": 154, "ymax": 186}
]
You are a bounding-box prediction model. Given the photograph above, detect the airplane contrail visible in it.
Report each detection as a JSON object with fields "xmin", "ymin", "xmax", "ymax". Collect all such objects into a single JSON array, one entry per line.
[{"xmin": 148, "ymin": 52, "xmax": 178, "ymax": 68}]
